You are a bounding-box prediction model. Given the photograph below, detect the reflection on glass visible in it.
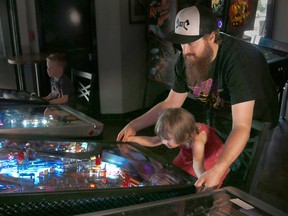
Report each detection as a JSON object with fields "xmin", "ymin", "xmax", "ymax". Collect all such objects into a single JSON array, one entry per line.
[
  {"xmin": 0, "ymin": 106, "xmax": 79, "ymax": 129},
  {"xmin": 0, "ymin": 140, "xmax": 194, "ymax": 194},
  {"xmin": 0, "ymin": 89, "xmax": 38, "ymax": 101}
]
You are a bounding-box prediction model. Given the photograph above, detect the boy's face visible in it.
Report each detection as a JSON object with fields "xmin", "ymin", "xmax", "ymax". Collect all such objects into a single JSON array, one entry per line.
[{"xmin": 47, "ymin": 60, "xmax": 63, "ymax": 78}]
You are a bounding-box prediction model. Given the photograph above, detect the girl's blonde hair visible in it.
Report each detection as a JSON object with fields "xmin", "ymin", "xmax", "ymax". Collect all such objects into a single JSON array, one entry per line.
[{"xmin": 155, "ymin": 108, "xmax": 199, "ymax": 147}]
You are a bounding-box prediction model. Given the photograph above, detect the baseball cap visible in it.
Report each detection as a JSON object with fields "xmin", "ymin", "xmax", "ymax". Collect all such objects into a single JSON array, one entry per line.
[{"xmin": 165, "ymin": 5, "xmax": 218, "ymax": 44}]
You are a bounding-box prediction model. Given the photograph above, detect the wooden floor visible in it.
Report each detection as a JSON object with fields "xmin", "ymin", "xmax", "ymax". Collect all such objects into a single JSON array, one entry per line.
[{"xmin": 98, "ymin": 115, "xmax": 288, "ymax": 214}]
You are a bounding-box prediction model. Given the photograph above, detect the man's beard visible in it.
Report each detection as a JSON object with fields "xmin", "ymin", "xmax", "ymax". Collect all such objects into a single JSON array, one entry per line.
[{"xmin": 184, "ymin": 43, "xmax": 213, "ymax": 87}]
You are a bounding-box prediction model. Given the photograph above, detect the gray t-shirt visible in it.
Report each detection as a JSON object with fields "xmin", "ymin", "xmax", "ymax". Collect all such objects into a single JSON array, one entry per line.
[{"xmin": 50, "ymin": 74, "xmax": 75, "ymax": 107}]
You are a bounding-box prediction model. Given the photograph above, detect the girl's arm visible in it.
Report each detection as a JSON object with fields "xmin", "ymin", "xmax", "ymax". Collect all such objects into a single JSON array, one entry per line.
[
  {"xmin": 192, "ymin": 130, "xmax": 207, "ymax": 178},
  {"xmin": 127, "ymin": 135, "xmax": 162, "ymax": 147}
]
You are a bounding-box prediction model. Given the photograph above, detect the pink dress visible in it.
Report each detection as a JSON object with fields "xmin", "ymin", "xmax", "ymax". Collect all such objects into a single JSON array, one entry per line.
[{"xmin": 172, "ymin": 123, "xmax": 228, "ymax": 187}]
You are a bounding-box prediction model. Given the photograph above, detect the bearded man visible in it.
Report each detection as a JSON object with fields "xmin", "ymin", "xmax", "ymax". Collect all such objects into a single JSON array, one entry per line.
[{"xmin": 117, "ymin": 5, "xmax": 278, "ymax": 190}]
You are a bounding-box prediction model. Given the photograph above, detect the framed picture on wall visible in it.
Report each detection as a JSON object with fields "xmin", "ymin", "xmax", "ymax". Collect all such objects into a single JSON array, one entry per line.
[
  {"xmin": 129, "ymin": 0, "xmax": 146, "ymax": 23},
  {"xmin": 147, "ymin": 0, "xmax": 178, "ymax": 87}
]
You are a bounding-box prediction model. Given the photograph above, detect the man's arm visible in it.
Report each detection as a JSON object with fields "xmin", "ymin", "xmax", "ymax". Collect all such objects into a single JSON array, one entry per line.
[
  {"xmin": 117, "ymin": 90, "xmax": 188, "ymax": 142},
  {"xmin": 195, "ymin": 100, "xmax": 254, "ymax": 189}
]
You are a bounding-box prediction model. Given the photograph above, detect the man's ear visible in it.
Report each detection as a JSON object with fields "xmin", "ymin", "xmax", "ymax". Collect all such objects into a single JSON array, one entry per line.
[{"xmin": 209, "ymin": 31, "xmax": 216, "ymax": 43}]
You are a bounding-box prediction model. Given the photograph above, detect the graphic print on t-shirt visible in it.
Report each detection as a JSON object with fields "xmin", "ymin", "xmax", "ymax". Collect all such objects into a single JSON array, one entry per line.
[
  {"xmin": 188, "ymin": 78, "xmax": 224, "ymax": 109},
  {"xmin": 51, "ymin": 78, "xmax": 62, "ymax": 100}
]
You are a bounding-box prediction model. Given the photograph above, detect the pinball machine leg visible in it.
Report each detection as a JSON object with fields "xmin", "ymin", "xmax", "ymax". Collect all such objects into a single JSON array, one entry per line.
[{"xmin": 279, "ymin": 81, "xmax": 288, "ymax": 120}]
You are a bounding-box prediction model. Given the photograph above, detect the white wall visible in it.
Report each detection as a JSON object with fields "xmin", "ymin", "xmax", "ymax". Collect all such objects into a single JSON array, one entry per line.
[
  {"xmin": 120, "ymin": 1, "xmax": 147, "ymax": 113},
  {"xmin": 272, "ymin": 0, "xmax": 288, "ymax": 43},
  {"xmin": 95, "ymin": 1, "xmax": 123, "ymax": 114},
  {"xmin": 95, "ymin": 0, "xmax": 146, "ymax": 114}
]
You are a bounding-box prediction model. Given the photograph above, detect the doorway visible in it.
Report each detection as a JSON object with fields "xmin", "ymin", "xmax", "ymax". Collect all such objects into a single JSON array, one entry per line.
[
  {"xmin": 0, "ymin": 0, "xmax": 17, "ymax": 90},
  {"xmin": 35, "ymin": 0, "xmax": 100, "ymax": 113}
]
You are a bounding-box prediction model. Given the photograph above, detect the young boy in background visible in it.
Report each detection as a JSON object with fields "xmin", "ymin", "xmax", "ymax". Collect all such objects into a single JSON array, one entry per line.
[
  {"xmin": 127, "ymin": 108, "xmax": 229, "ymax": 189},
  {"xmin": 42, "ymin": 53, "xmax": 75, "ymax": 107}
]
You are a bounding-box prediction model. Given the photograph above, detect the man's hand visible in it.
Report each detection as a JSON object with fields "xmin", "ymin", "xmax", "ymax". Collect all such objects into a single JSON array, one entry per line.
[{"xmin": 194, "ymin": 166, "xmax": 225, "ymax": 191}]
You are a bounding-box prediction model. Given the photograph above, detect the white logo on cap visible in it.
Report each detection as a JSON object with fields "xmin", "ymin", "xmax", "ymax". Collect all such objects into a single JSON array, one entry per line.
[
  {"xmin": 174, "ymin": 6, "xmax": 200, "ymax": 36},
  {"xmin": 176, "ymin": 19, "xmax": 190, "ymax": 30}
]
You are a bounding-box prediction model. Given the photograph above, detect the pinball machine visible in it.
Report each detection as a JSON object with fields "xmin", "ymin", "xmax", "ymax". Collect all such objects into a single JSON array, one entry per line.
[
  {"xmin": 253, "ymin": 37, "xmax": 288, "ymax": 101},
  {"xmin": 0, "ymin": 138, "xmax": 196, "ymax": 215},
  {"xmin": 0, "ymin": 104, "xmax": 103, "ymax": 139},
  {"xmin": 0, "ymin": 88, "xmax": 48, "ymax": 105}
]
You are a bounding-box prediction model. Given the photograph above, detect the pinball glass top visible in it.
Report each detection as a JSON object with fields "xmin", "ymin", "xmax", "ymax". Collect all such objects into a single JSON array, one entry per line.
[
  {"xmin": 89, "ymin": 186, "xmax": 287, "ymax": 216},
  {"xmin": 253, "ymin": 37, "xmax": 288, "ymax": 63},
  {"xmin": 255, "ymin": 45, "xmax": 288, "ymax": 63},
  {"xmin": 0, "ymin": 88, "xmax": 47, "ymax": 105},
  {"xmin": 0, "ymin": 104, "xmax": 103, "ymax": 138},
  {"xmin": 0, "ymin": 139, "xmax": 195, "ymax": 195}
]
